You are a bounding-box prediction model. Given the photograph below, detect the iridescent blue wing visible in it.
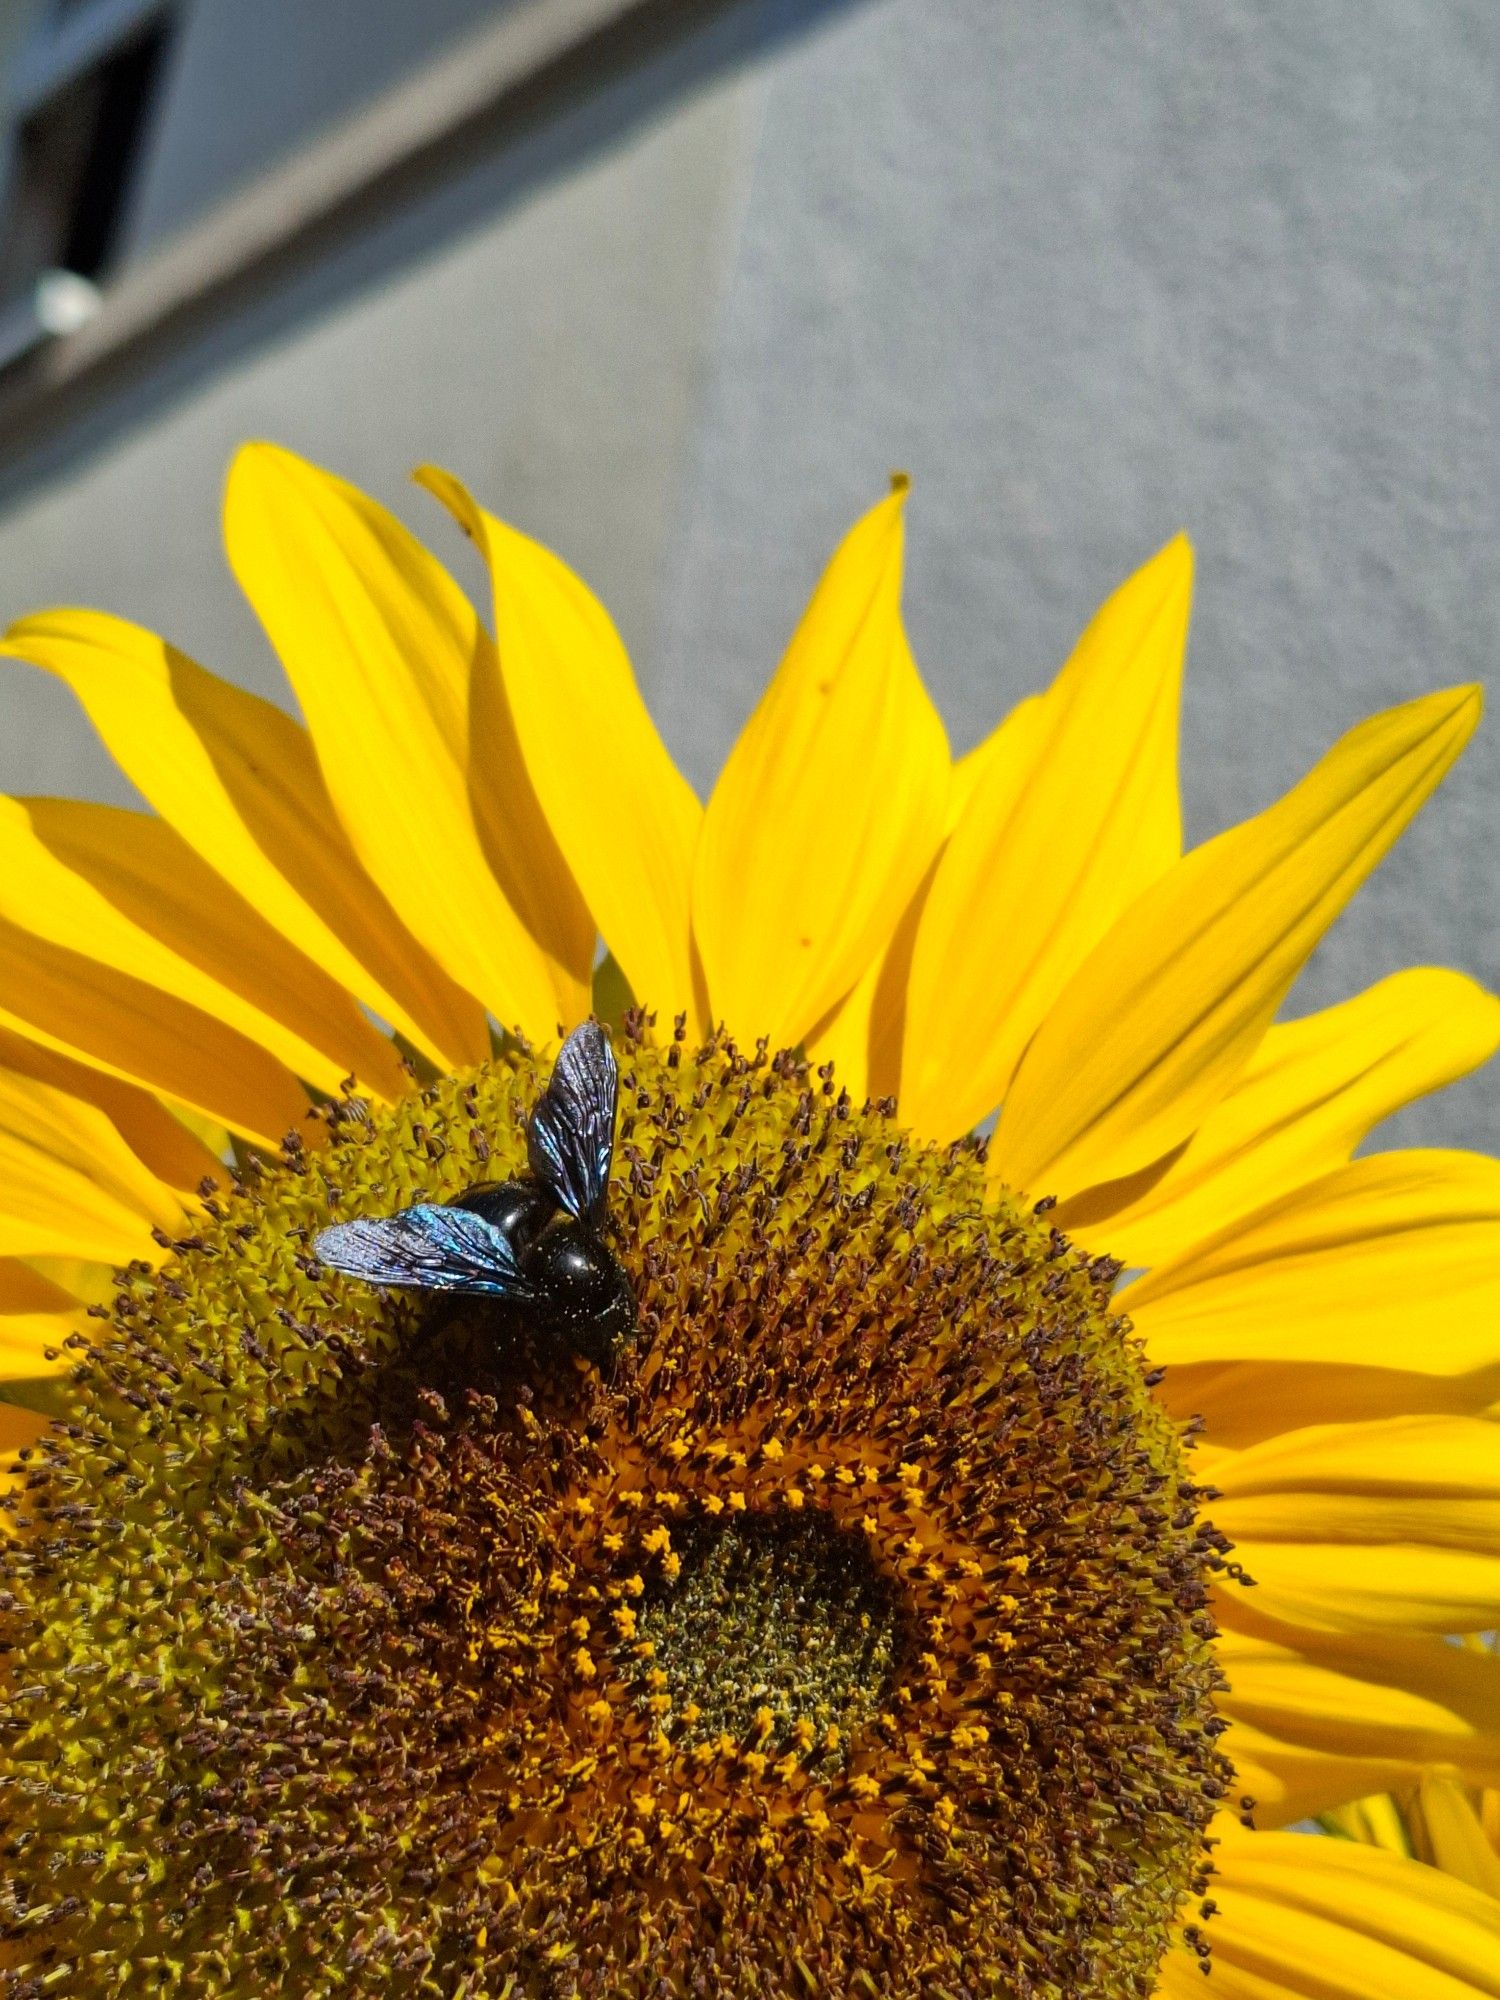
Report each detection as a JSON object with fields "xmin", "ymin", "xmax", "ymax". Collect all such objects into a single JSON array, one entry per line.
[
  {"xmin": 313, "ymin": 1204, "xmax": 538, "ymax": 1299},
  {"xmin": 527, "ymin": 1020, "xmax": 617, "ymax": 1228}
]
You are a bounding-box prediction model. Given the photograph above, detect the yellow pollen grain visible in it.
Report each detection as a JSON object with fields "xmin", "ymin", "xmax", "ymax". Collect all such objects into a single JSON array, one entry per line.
[
  {"xmin": 572, "ymin": 1648, "xmax": 596, "ymax": 1681},
  {"xmin": 760, "ymin": 1439, "xmax": 785, "ymax": 1463}
]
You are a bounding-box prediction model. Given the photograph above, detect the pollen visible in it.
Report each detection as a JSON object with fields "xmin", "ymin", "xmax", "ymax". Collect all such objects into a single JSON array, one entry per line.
[{"xmin": 0, "ymin": 1022, "xmax": 1228, "ymax": 1999}]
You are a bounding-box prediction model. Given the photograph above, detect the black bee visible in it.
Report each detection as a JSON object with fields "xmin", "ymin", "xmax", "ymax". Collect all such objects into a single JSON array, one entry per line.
[{"xmin": 313, "ymin": 1020, "xmax": 635, "ymax": 1371}]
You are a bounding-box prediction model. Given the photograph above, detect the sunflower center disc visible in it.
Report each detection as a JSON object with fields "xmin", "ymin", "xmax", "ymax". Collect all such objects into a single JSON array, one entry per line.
[
  {"xmin": 0, "ymin": 1028, "xmax": 1228, "ymax": 2000},
  {"xmin": 630, "ymin": 1511, "xmax": 901, "ymax": 1751}
]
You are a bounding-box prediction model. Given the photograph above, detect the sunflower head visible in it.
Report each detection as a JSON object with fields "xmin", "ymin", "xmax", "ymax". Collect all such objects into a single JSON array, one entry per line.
[{"xmin": 0, "ymin": 1019, "xmax": 1228, "ymax": 1998}]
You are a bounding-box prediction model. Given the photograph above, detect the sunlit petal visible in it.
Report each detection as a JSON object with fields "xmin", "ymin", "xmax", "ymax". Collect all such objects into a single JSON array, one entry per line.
[
  {"xmin": 692, "ymin": 483, "xmax": 949, "ymax": 1050},
  {"xmin": 0, "ymin": 608, "xmax": 487, "ymax": 1068},
  {"xmin": 224, "ymin": 442, "xmax": 581, "ymax": 1036},
  {"xmin": 1154, "ymin": 1819, "xmax": 1500, "ymax": 1998},
  {"xmin": 417, "ymin": 466, "xmax": 700, "ymax": 1029},
  {"xmin": 994, "ymin": 685, "xmax": 1481, "ymax": 1198},
  {"xmin": 1129, "ymin": 1150, "xmax": 1500, "ymax": 1375},
  {"xmin": 1060, "ymin": 968, "xmax": 1500, "ymax": 1265},
  {"xmin": 903, "ymin": 537, "xmax": 1189, "ymax": 1139}
]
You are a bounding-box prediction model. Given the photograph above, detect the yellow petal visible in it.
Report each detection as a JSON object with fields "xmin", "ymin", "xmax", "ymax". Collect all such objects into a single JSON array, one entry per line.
[
  {"xmin": 1155, "ymin": 1820, "xmax": 1500, "ymax": 1999},
  {"xmin": 1157, "ymin": 1355, "xmax": 1500, "ymax": 1452},
  {"xmin": 0, "ymin": 1273, "xmax": 95, "ymax": 1381},
  {"xmin": 0, "ymin": 913, "xmax": 310, "ymax": 1147},
  {"xmin": 1413, "ymin": 1774, "xmax": 1500, "ymax": 1898},
  {"xmin": 0, "ymin": 1062, "xmax": 183, "ymax": 1263},
  {"xmin": 1224, "ymin": 1716, "xmax": 1432, "ymax": 1831},
  {"xmin": 0, "ymin": 1028, "xmax": 220, "ymax": 1194},
  {"xmin": 1322, "ymin": 1792, "xmax": 1415, "ymax": 1855},
  {"xmin": 994, "ymin": 684, "xmax": 1482, "ymax": 1199},
  {"xmin": 1060, "ymin": 968, "xmax": 1500, "ymax": 1266},
  {"xmin": 416, "ymin": 466, "xmax": 701, "ymax": 1028},
  {"xmin": 223, "ymin": 442, "xmax": 583, "ymax": 1036},
  {"xmin": 691, "ymin": 484, "xmax": 950, "ymax": 1051},
  {"xmin": 0, "ymin": 1260, "xmax": 77, "ymax": 1316},
  {"xmin": 811, "ymin": 691, "xmax": 1053, "ymax": 1100},
  {"xmin": 1207, "ymin": 1415, "xmax": 1500, "ymax": 1633},
  {"xmin": 0, "ymin": 608, "xmax": 487, "ymax": 1069},
  {"xmin": 902, "ymin": 537, "xmax": 1189, "ymax": 1139},
  {"xmin": 0, "ymin": 1258, "xmax": 92, "ymax": 1380},
  {"xmin": 947, "ymin": 692, "xmax": 1047, "ymax": 831},
  {"xmin": 0, "ymin": 1400, "xmax": 47, "ymax": 1451},
  {"xmin": 0, "ymin": 798, "xmax": 407, "ymax": 1101},
  {"xmin": 1213, "ymin": 1610, "xmax": 1500, "ymax": 1823},
  {"xmin": 0, "ymin": 1398, "xmax": 49, "ymax": 1521},
  {"xmin": 1129, "ymin": 1150, "xmax": 1500, "ymax": 1375}
]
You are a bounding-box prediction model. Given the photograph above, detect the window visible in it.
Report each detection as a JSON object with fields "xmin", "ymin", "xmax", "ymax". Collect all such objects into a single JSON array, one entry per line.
[{"xmin": 0, "ymin": 0, "xmax": 174, "ymax": 367}]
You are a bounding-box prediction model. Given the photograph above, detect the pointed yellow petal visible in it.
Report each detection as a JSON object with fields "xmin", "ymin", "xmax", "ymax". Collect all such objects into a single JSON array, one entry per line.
[
  {"xmin": 0, "ymin": 1062, "xmax": 182, "ymax": 1263},
  {"xmin": 0, "ymin": 1028, "xmax": 220, "ymax": 1194},
  {"xmin": 416, "ymin": 466, "xmax": 701, "ymax": 1028},
  {"xmin": 1061, "ymin": 968, "xmax": 1500, "ymax": 1266},
  {"xmin": 0, "ymin": 798, "xmax": 407, "ymax": 1101},
  {"xmin": 223, "ymin": 442, "xmax": 583, "ymax": 1036},
  {"xmin": 1155, "ymin": 1821, "xmax": 1500, "ymax": 1999},
  {"xmin": 0, "ymin": 914, "xmax": 310, "ymax": 1147},
  {"xmin": 994, "ymin": 685, "xmax": 1482, "ymax": 1198},
  {"xmin": 1207, "ymin": 1415, "xmax": 1500, "ymax": 1633},
  {"xmin": 1129, "ymin": 1150, "xmax": 1500, "ymax": 1375},
  {"xmin": 903, "ymin": 538, "xmax": 1189, "ymax": 1139},
  {"xmin": 1213, "ymin": 1610, "xmax": 1500, "ymax": 1822},
  {"xmin": 1414, "ymin": 1774, "xmax": 1500, "ymax": 1898},
  {"xmin": 691, "ymin": 485, "xmax": 950, "ymax": 1051},
  {"xmin": 0, "ymin": 608, "xmax": 487, "ymax": 1068}
]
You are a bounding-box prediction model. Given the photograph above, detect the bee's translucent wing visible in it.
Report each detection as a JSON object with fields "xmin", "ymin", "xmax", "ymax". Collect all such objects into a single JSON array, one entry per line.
[
  {"xmin": 527, "ymin": 1020, "xmax": 618, "ymax": 1227},
  {"xmin": 313, "ymin": 1204, "xmax": 538, "ymax": 1299}
]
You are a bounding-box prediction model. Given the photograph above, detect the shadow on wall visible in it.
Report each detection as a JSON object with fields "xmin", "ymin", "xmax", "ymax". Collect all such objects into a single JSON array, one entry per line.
[{"xmin": 0, "ymin": 0, "xmax": 863, "ymax": 517}]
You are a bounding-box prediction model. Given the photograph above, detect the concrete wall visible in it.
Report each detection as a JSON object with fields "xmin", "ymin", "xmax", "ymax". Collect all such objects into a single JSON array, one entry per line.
[{"xmin": 0, "ymin": 0, "xmax": 1492, "ymax": 1145}]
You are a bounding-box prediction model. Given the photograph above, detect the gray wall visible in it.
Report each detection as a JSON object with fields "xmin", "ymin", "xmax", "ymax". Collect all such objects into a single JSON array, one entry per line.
[{"xmin": 0, "ymin": 0, "xmax": 1493, "ymax": 1147}]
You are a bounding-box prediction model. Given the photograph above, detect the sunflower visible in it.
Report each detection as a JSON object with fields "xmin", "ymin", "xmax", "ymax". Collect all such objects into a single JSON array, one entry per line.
[{"xmin": 0, "ymin": 444, "xmax": 1496, "ymax": 1999}]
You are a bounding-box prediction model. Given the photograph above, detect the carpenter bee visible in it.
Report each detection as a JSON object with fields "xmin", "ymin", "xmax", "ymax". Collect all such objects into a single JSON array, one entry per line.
[{"xmin": 314, "ymin": 1020, "xmax": 635, "ymax": 1371}]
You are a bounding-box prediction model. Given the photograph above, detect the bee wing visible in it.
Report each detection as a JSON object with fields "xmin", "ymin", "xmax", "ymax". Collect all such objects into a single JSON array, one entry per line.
[
  {"xmin": 313, "ymin": 1204, "xmax": 538, "ymax": 1299},
  {"xmin": 527, "ymin": 1019, "xmax": 618, "ymax": 1227}
]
